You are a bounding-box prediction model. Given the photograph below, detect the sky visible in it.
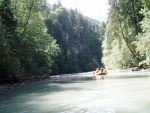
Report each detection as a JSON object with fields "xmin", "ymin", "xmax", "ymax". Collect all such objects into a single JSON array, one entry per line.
[{"xmin": 46, "ymin": 0, "xmax": 109, "ymax": 22}]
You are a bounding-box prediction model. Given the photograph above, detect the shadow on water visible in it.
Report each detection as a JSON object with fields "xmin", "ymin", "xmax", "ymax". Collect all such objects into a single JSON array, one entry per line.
[
  {"xmin": 0, "ymin": 80, "xmax": 86, "ymax": 101},
  {"xmin": 0, "ymin": 80, "xmax": 93, "ymax": 113}
]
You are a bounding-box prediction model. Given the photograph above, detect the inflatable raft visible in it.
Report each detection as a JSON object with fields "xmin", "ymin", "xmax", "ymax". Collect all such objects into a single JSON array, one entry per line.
[{"xmin": 93, "ymin": 72, "xmax": 107, "ymax": 80}]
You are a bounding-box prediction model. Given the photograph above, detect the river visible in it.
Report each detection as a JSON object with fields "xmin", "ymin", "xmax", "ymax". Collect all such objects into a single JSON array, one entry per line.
[{"xmin": 0, "ymin": 71, "xmax": 150, "ymax": 113}]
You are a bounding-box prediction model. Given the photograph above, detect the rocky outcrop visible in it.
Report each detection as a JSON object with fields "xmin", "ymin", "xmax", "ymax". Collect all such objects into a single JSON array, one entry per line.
[{"xmin": 131, "ymin": 67, "xmax": 141, "ymax": 71}]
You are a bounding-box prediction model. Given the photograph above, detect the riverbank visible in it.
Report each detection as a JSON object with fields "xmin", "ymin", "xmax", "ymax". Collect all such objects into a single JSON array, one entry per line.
[{"xmin": 0, "ymin": 75, "xmax": 50, "ymax": 91}]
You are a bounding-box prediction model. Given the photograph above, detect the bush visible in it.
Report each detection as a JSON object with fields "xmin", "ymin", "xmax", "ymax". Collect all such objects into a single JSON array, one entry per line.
[{"xmin": 0, "ymin": 57, "xmax": 24, "ymax": 78}]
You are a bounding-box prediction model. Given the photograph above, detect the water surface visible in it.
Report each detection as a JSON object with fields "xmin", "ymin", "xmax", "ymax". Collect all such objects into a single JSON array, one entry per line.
[{"xmin": 0, "ymin": 71, "xmax": 150, "ymax": 113}]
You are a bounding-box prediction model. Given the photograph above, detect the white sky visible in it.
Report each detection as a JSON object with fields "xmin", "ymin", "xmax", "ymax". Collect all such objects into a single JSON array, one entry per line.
[{"xmin": 46, "ymin": 0, "xmax": 109, "ymax": 22}]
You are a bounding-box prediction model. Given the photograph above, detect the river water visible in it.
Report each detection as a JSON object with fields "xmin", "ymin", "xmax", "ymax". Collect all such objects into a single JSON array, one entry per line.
[{"xmin": 0, "ymin": 71, "xmax": 150, "ymax": 113}]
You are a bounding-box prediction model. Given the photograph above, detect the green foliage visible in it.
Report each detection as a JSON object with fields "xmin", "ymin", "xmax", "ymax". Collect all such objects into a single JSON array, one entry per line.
[
  {"xmin": 103, "ymin": 0, "xmax": 149, "ymax": 69},
  {"xmin": 134, "ymin": 9, "xmax": 150, "ymax": 67},
  {"xmin": 0, "ymin": 57, "xmax": 23, "ymax": 78},
  {"xmin": 0, "ymin": 0, "xmax": 61, "ymax": 78},
  {"xmin": 13, "ymin": 0, "xmax": 54, "ymax": 75},
  {"xmin": 45, "ymin": 4, "xmax": 104, "ymax": 73},
  {"xmin": 0, "ymin": 0, "xmax": 104, "ymax": 79},
  {"xmin": 0, "ymin": 0, "xmax": 21, "ymax": 77}
]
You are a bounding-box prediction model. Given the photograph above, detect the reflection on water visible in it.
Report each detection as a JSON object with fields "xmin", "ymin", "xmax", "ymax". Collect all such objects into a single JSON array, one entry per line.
[{"xmin": 0, "ymin": 72, "xmax": 150, "ymax": 113}]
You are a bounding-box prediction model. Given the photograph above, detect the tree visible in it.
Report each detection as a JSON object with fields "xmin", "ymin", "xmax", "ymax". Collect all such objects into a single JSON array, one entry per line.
[
  {"xmin": 102, "ymin": 0, "xmax": 145, "ymax": 69},
  {"xmin": 134, "ymin": 1, "xmax": 150, "ymax": 68},
  {"xmin": 0, "ymin": 0, "xmax": 61, "ymax": 78},
  {"xmin": 45, "ymin": 3, "xmax": 104, "ymax": 73},
  {"xmin": 0, "ymin": 0, "xmax": 22, "ymax": 78}
]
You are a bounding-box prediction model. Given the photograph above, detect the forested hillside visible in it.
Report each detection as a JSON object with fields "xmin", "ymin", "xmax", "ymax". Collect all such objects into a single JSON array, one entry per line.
[
  {"xmin": 0, "ymin": 0, "xmax": 105, "ymax": 79},
  {"xmin": 103, "ymin": 0, "xmax": 150, "ymax": 69},
  {"xmin": 45, "ymin": 2, "xmax": 105, "ymax": 74}
]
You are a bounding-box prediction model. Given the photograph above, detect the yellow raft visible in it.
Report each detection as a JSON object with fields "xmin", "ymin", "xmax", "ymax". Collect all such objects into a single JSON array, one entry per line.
[{"xmin": 93, "ymin": 72, "xmax": 107, "ymax": 80}]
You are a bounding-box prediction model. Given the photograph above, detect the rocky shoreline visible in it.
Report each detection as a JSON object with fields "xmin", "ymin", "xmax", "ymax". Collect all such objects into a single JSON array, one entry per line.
[
  {"xmin": 0, "ymin": 75, "xmax": 51, "ymax": 91},
  {"xmin": 120, "ymin": 67, "xmax": 150, "ymax": 72}
]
